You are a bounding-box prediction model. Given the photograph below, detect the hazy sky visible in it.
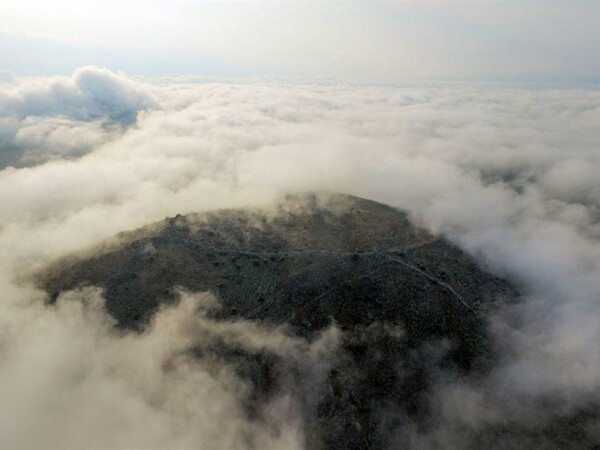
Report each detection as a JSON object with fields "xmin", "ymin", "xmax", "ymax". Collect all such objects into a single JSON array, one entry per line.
[{"xmin": 1, "ymin": 1, "xmax": 600, "ymax": 81}]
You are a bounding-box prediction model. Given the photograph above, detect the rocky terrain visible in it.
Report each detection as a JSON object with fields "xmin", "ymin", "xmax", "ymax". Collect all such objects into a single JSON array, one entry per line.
[{"xmin": 38, "ymin": 193, "xmax": 518, "ymax": 448}]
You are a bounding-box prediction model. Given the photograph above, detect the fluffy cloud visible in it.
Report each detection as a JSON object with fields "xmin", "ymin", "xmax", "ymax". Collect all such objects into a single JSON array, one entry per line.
[
  {"xmin": 1, "ymin": 68, "xmax": 600, "ymax": 447},
  {"xmin": 0, "ymin": 116, "xmax": 117, "ymax": 169},
  {"xmin": 0, "ymin": 67, "xmax": 157, "ymax": 169},
  {"xmin": 0, "ymin": 66, "xmax": 157, "ymax": 122},
  {"xmin": 0, "ymin": 285, "xmax": 337, "ymax": 450}
]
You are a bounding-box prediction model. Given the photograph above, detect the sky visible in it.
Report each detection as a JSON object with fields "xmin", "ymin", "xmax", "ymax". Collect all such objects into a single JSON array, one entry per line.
[{"xmin": 1, "ymin": 1, "xmax": 600, "ymax": 81}]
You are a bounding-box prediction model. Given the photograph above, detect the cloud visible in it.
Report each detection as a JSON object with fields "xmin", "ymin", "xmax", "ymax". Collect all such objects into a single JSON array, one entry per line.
[
  {"xmin": 0, "ymin": 285, "xmax": 339, "ymax": 450},
  {"xmin": 0, "ymin": 116, "xmax": 116, "ymax": 169},
  {"xmin": 1, "ymin": 67, "xmax": 600, "ymax": 447},
  {"xmin": 0, "ymin": 67, "xmax": 157, "ymax": 168},
  {"xmin": 0, "ymin": 66, "xmax": 157, "ymax": 123}
]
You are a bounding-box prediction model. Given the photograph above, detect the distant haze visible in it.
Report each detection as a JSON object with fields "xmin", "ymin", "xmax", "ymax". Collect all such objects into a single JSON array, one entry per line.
[{"xmin": 1, "ymin": 1, "xmax": 600, "ymax": 81}]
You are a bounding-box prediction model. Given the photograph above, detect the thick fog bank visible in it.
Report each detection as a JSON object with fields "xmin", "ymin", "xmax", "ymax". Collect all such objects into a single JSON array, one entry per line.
[{"xmin": 1, "ymin": 67, "xmax": 600, "ymax": 448}]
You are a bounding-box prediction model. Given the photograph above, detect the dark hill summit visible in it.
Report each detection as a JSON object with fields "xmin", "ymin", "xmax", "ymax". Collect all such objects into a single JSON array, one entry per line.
[
  {"xmin": 40, "ymin": 193, "xmax": 511, "ymax": 332},
  {"xmin": 38, "ymin": 193, "xmax": 517, "ymax": 448}
]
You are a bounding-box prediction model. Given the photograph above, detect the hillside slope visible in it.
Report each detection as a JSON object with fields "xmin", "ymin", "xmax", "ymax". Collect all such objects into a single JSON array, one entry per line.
[{"xmin": 38, "ymin": 193, "xmax": 517, "ymax": 448}]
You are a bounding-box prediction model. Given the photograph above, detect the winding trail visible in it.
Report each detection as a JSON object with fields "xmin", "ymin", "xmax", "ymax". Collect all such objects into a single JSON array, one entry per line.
[
  {"xmin": 152, "ymin": 234, "xmax": 476, "ymax": 314},
  {"xmin": 371, "ymin": 249, "xmax": 476, "ymax": 313}
]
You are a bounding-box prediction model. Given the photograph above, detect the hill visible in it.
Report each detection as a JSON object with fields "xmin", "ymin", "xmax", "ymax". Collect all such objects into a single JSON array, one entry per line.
[{"xmin": 38, "ymin": 193, "xmax": 516, "ymax": 448}]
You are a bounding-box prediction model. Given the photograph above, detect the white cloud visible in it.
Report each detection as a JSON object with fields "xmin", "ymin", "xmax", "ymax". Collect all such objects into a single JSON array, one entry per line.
[
  {"xmin": 0, "ymin": 285, "xmax": 337, "ymax": 450},
  {"xmin": 0, "ymin": 67, "xmax": 157, "ymax": 168},
  {"xmin": 2, "ymin": 68, "xmax": 600, "ymax": 446},
  {"xmin": 0, "ymin": 66, "xmax": 157, "ymax": 122}
]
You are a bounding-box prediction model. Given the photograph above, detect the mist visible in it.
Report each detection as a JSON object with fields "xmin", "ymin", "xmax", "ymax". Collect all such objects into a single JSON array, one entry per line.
[{"xmin": 1, "ymin": 67, "xmax": 600, "ymax": 448}]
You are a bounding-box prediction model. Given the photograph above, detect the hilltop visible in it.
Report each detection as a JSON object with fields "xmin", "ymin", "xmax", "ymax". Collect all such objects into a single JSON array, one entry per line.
[{"xmin": 38, "ymin": 193, "xmax": 516, "ymax": 448}]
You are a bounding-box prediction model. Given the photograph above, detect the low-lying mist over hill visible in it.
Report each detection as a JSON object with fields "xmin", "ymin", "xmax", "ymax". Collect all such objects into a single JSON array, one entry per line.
[
  {"xmin": 1, "ymin": 68, "xmax": 600, "ymax": 449},
  {"xmin": 37, "ymin": 193, "xmax": 519, "ymax": 447}
]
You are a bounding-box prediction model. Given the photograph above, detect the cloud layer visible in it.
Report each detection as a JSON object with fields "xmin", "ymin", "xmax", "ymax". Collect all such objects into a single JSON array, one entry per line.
[
  {"xmin": 0, "ymin": 66, "xmax": 157, "ymax": 168},
  {"xmin": 1, "ymin": 67, "xmax": 600, "ymax": 447}
]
